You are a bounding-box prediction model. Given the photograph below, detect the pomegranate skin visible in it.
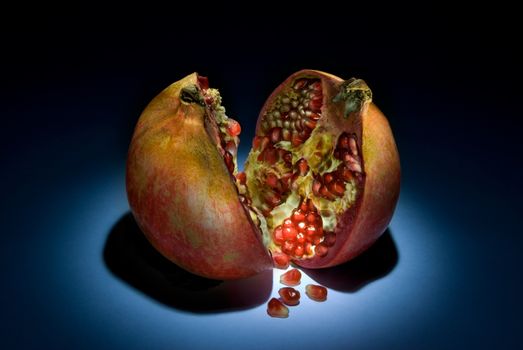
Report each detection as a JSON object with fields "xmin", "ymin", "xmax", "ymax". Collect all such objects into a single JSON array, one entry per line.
[
  {"xmin": 126, "ymin": 73, "xmax": 272, "ymax": 280},
  {"xmin": 255, "ymin": 70, "xmax": 400, "ymax": 269}
]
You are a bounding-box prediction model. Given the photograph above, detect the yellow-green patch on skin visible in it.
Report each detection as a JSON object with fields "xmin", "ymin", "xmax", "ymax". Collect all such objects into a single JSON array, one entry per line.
[
  {"xmin": 223, "ymin": 251, "xmax": 239, "ymax": 263},
  {"xmin": 169, "ymin": 214, "xmax": 203, "ymax": 248},
  {"xmin": 362, "ymin": 132, "xmax": 376, "ymax": 165}
]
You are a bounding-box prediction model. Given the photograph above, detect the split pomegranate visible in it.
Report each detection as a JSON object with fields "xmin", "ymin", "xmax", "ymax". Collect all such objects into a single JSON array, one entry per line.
[
  {"xmin": 126, "ymin": 70, "xmax": 400, "ymax": 280},
  {"xmin": 278, "ymin": 287, "xmax": 301, "ymax": 306},
  {"xmin": 280, "ymin": 268, "xmax": 302, "ymax": 286},
  {"xmin": 305, "ymin": 284, "xmax": 328, "ymax": 302},
  {"xmin": 267, "ymin": 298, "xmax": 289, "ymax": 318}
]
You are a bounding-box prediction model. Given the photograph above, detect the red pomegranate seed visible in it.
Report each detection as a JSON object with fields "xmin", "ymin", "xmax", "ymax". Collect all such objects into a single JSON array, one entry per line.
[
  {"xmin": 282, "ymin": 151, "xmax": 292, "ymax": 164},
  {"xmin": 303, "ymin": 117, "xmax": 317, "ymax": 129},
  {"xmin": 305, "ymin": 284, "xmax": 328, "ymax": 302},
  {"xmin": 265, "ymin": 173, "xmax": 279, "ymax": 189},
  {"xmin": 227, "ymin": 119, "xmax": 241, "ymax": 136},
  {"xmin": 324, "ymin": 173, "xmax": 334, "ymax": 184},
  {"xmin": 306, "ymin": 212, "xmax": 316, "ymax": 224},
  {"xmin": 260, "ymin": 136, "xmax": 271, "ymax": 151},
  {"xmin": 225, "ymin": 140, "xmax": 237, "ymax": 156},
  {"xmin": 267, "ymin": 298, "xmax": 289, "ymax": 318},
  {"xmin": 305, "ymin": 226, "xmax": 316, "ymax": 236},
  {"xmin": 253, "ymin": 136, "xmax": 262, "ymax": 149},
  {"xmin": 299, "ymin": 199, "xmax": 309, "ymax": 212},
  {"xmin": 309, "ymin": 99, "xmax": 322, "ymax": 112},
  {"xmin": 294, "ymin": 244, "xmax": 304, "ymax": 257},
  {"xmin": 338, "ymin": 164, "xmax": 354, "ymax": 181},
  {"xmin": 290, "ymin": 172, "xmax": 300, "ymax": 187},
  {"xmin": 328, "ymin": 180, "xmax": 345, "ymax": 197},
  {"xmin": 273, "ymin": 226, "xmax": 284, "ymax": 243},
  {"xmin": 291, "ymin": 210, "xmax": 305, "ymax": 222},
  {"xmin": 272, "ymin": 252, "xmax": 290, "ymax": 269},
  {"xmin": 270, "ymin": 127, "xmax": 282, "ymax": 143},
  {"xmin": 322, "ymin": 232, "xmax": 336, "ymax": 247},
  {"xmin": 280, "ymin": 268, "xmax": 301, "ymax": 286},
  {"xmin": 297, "ymin": 221, "xmax": 306, "ymax": 233},
  {"xmin": 223, "ymin": 151, "xmax": 234, "ymax": 173},
  {"xmin": 320, "ymin": 186, "xmax": 335, "ymax": 200},
  {"xmin": 297, "ymin": 160, "xmax": 309, "ymax": 176},
  {"xmin": 264, "ymin": 191, "xmax": 282, "ymax": 206},
  {"xmin": 349, "ymin": 136, "xmax": 358, "ymax": 156},
  {"xmin": 291, "ymin": 133, "xmax": 305, "ymax": 146},
  {"xmin": 282, "ymin": 128, "xmax": 291, "ymax": 141},
  {"xmin": 279, "ymin": 287, "xmax": 301, "ymax": 306},
  {"xmin": 236, "ymin": 171, "xmax": 246, "ymax": 185},
  {"xmin": 283, "ymin": 218, "xmax": 293, "ymax": 227},
  {"xmin": 282, "ymin": 240, "xmax": 295, "ymax": 254},
  {"xmin": 296, "ymin": 233, "xmax": 306, "ymax": 244},
  {"xmin": 197, "ymin": 75, "xmax": 209, "ymax": 90},
  {"xmin": 310, "ymin": 81, "xmax": 321, "ymax": 91},
  {"xmin": 265, "ymin": 148, "xmax": 279, "ymax": 165},
  {"xmin": 314, "ymin": 243, "xmax": 329, "ymax": 257},
  {"xmin": 338, "ymin": 134, "xmax": 350, "ymax": 149},
  {"xmin": 293, "ymin": 79, "xmax": 307, "ymax": 90},
  {"xmin": 283, "ymin": 226, "xmax": 298, "ymax": 240},
  {"xmin": 309, "ymin": 112, "xmax": 321, "ymax": 120}
]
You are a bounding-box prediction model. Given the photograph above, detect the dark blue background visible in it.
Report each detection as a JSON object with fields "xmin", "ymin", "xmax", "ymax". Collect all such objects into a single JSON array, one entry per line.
[{"xmin": 1, "ymin": 6, "xmax": 521, "ymax": 349}]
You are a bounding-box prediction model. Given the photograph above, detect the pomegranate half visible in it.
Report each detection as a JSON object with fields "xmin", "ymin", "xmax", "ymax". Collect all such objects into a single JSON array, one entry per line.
[{"xmin": 126, "ymin": 70, "xmax": 400, "ymax": 280}]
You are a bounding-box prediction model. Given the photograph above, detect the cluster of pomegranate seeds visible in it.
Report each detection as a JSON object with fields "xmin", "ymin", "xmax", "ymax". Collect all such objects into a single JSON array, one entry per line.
[
  {"xmin": 312, "ymin": 132, "xmax": 362, "ymax": 201},
  {"xmin": 251, "ymin": 79, "xmax": 323, "ymax": 215},
  {"xmin": 280, "ymin": 268, "xmax": 301, "ymax": 286},
  {"xmin": 221, "ymin": 120, "xmax": 241, "ymax": 175},
  {"xmin": 278, "ymin": 287, "xmax": 300, "ymax": 306},
  {"xmin": 267, "ymin": 298, "xmax": 289, "ymax": 318},
  {"xmin": 272, "ymin": 197, "xmax": 335, "ymax": 259},
  {"xmin": 257, "ymin": 78, "xmax": 322, "ymax": 148},
  {"xmin": 305, "ymin": 284, "xmax": 328, "ymax": 302},
  {"xmin": 267, "ymin": 268, "xmax": 328, "ymax": 318}
]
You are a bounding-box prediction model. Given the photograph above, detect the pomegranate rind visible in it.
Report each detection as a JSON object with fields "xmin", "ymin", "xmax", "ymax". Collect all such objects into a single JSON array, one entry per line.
[{"xmin": 126, "ymin": 73, "xmax": 272, "ymax": 280}]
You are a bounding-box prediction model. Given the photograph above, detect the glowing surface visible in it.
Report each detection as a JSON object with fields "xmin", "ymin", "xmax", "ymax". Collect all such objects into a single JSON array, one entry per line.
[{"xmin": 0, "ymin": 153, "xmax": 466, "ymax": 349}]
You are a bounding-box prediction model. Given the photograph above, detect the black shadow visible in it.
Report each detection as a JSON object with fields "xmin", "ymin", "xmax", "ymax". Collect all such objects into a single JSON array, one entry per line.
[
  {"xmin": 302, "ymin": 229, "xmax": 398, "ymax": 292},
  {"xmin": 103, "ymin": 212, "xmax": 273, "ymax": 313}
]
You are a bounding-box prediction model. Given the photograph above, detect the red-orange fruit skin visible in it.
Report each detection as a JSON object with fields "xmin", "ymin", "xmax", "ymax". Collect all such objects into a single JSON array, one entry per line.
[
  {"xmin": 126, "ymin": 73, "xmax": 272, "ymax": 280},
  {"xmin": 257, "ymin": 70, "xmax": 401, "ymax": 269}
]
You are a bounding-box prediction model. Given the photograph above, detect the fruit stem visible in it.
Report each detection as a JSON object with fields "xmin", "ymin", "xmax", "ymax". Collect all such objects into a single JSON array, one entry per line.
[{"xmin": 333, "ymin": 78, "xmax": 372, "ymax": 118}]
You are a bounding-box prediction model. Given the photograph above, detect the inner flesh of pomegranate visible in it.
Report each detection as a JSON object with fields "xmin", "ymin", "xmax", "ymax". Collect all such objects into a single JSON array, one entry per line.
[
  {"xmin": 198, "ymin": 77, "xmax": 265, "ymax": 237},
  {"xmin": 199, "ymin": 75, "xmax": 364, "ymax": 263}
]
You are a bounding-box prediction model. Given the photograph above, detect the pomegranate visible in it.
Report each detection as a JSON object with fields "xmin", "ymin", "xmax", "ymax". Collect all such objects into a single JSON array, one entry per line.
[{"xmin": 126, "ymin": 70, "xmax": 400, "ymax": 280}]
